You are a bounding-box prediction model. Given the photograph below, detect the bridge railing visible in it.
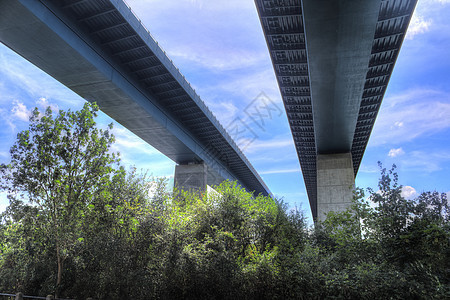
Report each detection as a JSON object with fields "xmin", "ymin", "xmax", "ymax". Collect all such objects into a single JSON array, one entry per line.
[{"xmin": 121, "ymin": 0, "xmax": 198, "ymax": 96}]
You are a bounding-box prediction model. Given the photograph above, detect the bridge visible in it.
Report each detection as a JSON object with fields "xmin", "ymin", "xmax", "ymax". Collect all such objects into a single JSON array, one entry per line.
[
  {"xmin": 255, "ymin": 0, "xmax": 417, "ymax": 221},
  {"xmin": 0, "ymin": 0, "xmax": 271, "ymax": 197},
  {"xmin": 1, "ymin": 0, "xmax": 418, "ymax": 221}
]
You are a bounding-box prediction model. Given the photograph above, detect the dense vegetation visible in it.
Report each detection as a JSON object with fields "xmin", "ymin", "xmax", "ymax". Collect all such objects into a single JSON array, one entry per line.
[{"xmin": 0, "ymin": 103, "xmax": 449, "ymax": 299}]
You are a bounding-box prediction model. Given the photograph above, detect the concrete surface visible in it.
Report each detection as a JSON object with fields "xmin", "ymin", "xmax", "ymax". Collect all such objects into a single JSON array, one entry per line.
[{"xmin": 317, "ymin": 153, "xmax": 355, "ymax": 222}]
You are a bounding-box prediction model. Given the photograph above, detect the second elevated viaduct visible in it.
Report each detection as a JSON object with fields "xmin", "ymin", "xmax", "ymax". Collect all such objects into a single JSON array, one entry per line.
[{"xmin": 255, "ymin": 0, "xmax": 417, "ymax": 221}]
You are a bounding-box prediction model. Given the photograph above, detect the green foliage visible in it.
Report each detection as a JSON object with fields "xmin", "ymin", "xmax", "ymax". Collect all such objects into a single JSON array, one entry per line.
[
  {"xmin": 312, "ymin": 164, "xmax": 450, "ymax": 299},
  {"xmin": 1, "ymin": 105, "xmax": 448, "ymax": 299},
  {"xmin": 1, "ymin": 102, "xmax": 120, "ymax": 297}
]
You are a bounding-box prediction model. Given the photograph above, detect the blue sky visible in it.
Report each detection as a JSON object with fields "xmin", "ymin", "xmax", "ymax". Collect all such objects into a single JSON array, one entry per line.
[{"xmin": 1, "ymin": 0, "xmax": 450, "ymax": 221}]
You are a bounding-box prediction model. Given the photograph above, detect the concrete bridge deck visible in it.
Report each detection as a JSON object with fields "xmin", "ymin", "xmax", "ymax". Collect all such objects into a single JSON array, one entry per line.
[
  {"xmin": 0, "ymin": 0, "xmax": 271, "ymax": 196},
  {"xmin": 255, "ymin": 0, "xmax": 417, "ymax": 221}
]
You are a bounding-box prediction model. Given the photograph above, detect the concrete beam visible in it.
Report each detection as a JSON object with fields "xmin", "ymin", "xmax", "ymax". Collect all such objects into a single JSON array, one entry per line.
[
  {"xmin": 316, "ymin": 153, "xmax": 355, "ymax": 223},
  {"xmin": 303, "ymin": 0, "xmax": 381, "ymax": 153}
]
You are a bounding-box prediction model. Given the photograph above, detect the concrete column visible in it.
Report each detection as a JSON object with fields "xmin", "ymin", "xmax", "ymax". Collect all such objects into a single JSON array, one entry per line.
[
  {"xmin": 174, "ymin": 162, "xmax": 207, "ymax": 192},
  {"xmin": 316, "ymin": 153, "xmax": 355, "ymax": 223}
]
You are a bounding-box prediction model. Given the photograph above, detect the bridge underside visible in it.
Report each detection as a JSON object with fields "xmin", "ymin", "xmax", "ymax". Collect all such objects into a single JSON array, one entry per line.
[
  {"xmin": 0, "ymin": 0, "xmax": 270, "ymax": 196},
  {"xmin": 256, "ymin": 0, "xmax": 417, "ymax": 221}
]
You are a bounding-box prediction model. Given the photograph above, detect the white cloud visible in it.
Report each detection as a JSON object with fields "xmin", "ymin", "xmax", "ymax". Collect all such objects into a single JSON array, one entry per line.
[
  {"xmin": 406, "ymin": 13, "xmax": 432, "ymax": 40},
  {"xmin": 0, "ymin": 192, "xmax": 8, "ymax": 213},
  {"xmin": 260, "ymin": 168, "xmax": 301, "ymax": 175},
  {"xmin": 168, "ymin": 47, "xmax": 268, "ymax": 72},
  {"xmin": 242, "ymin": 136, "xmax": 300, "ymax": 182},
  {"xmin": 370, "ymin": 89, "xmax": 450, "ymax": 146},
  {"xmin": 358, "ymin": 164, "xmax": 379, "ymax": 174},
  {"xmin": 207, "ymin": 101, "xmax": 240, "ymax": 129},
  {"xmin": 0, "ymin": 108, "xmax": 16, "ymax": 130},
  {"xmin": 244, "ymin": 137, "xmax": 294, "ymax": 154},
  {"xmin": 366, "ymin": 194, "xmax": 380, "ymax": 209},
  {"xmin": 111, "ymin": 127, "xmax": 160, "ymax": 156},
  {"xmin": 125, "ymin": 0, "xmax": 266, "ymax": 73},
  {"xmin": 400, "ymin": 150, "xmax": 450, "ymax": 173},
  {"xmin": 37, "ymin": 97, "xmax": 59, "ymax": 112},
  {"xmin": 206, "ymin": 69, "xmax": 281, "ymax": 105},
  {"xmin": 388, "ymin": 148, "xmax": 405, "ymax": 158},
  {"xmin": 198, "ymin": 70, "xmax": 283, "ymax": 136},
  {"xmin": 11, "ymin": 99, "xmax": 30, "ymax": 122},
  {"xmin": 0, "ymin": 99, "xmax": 32, "ymax": 130},
  {"xmin": 401, "ymin": 186, "xmax": 418, "ymax": 199},
  {"xmin": 393, "ymin": 121, "xmax": 403, "ymax": 129},
  {"xmin": 108, "ymin": 126, "xmax": 175, "ymax": 176}
]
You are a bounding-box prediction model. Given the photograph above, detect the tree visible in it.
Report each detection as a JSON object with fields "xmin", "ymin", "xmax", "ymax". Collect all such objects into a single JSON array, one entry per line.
[
  {"xmin": 1, "ymin": 102, "xmax": 119, "ymax": 297},
  {"xmin": 2, "ymin": 122, "xmax": 449, "ymax": 300},
  {"xmin": 315, "ymin": 163, "xmax": 450, "ymax": 299}
]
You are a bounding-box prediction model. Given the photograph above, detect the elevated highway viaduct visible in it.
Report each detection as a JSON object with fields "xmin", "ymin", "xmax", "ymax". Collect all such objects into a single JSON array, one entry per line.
[
  {"xmin": 255, "ymin": 0, "xmax": 417, "ymax": 221},
  {"xmin": 0, "ymin": 0, "xmax": 271, "ymax": 197},
  {"xmin": 0, "ymin": 0, "xmax": 418, "ymax": 221}
]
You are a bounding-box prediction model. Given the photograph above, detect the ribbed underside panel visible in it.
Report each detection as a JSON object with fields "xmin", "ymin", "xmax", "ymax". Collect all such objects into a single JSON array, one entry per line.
[{"xmin": 351, "ymin": 0, "xmax": 417, "ymax": 175}]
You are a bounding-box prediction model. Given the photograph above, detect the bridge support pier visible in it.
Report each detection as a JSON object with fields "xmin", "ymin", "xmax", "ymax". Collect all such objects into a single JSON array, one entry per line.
[
  {"xmin": 174, "ymin": 162, "xmax": 208, "ymax": 192},
  {"xmin": 316, "ymin": 153, "xmax": 355, "ymax": 223}
]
